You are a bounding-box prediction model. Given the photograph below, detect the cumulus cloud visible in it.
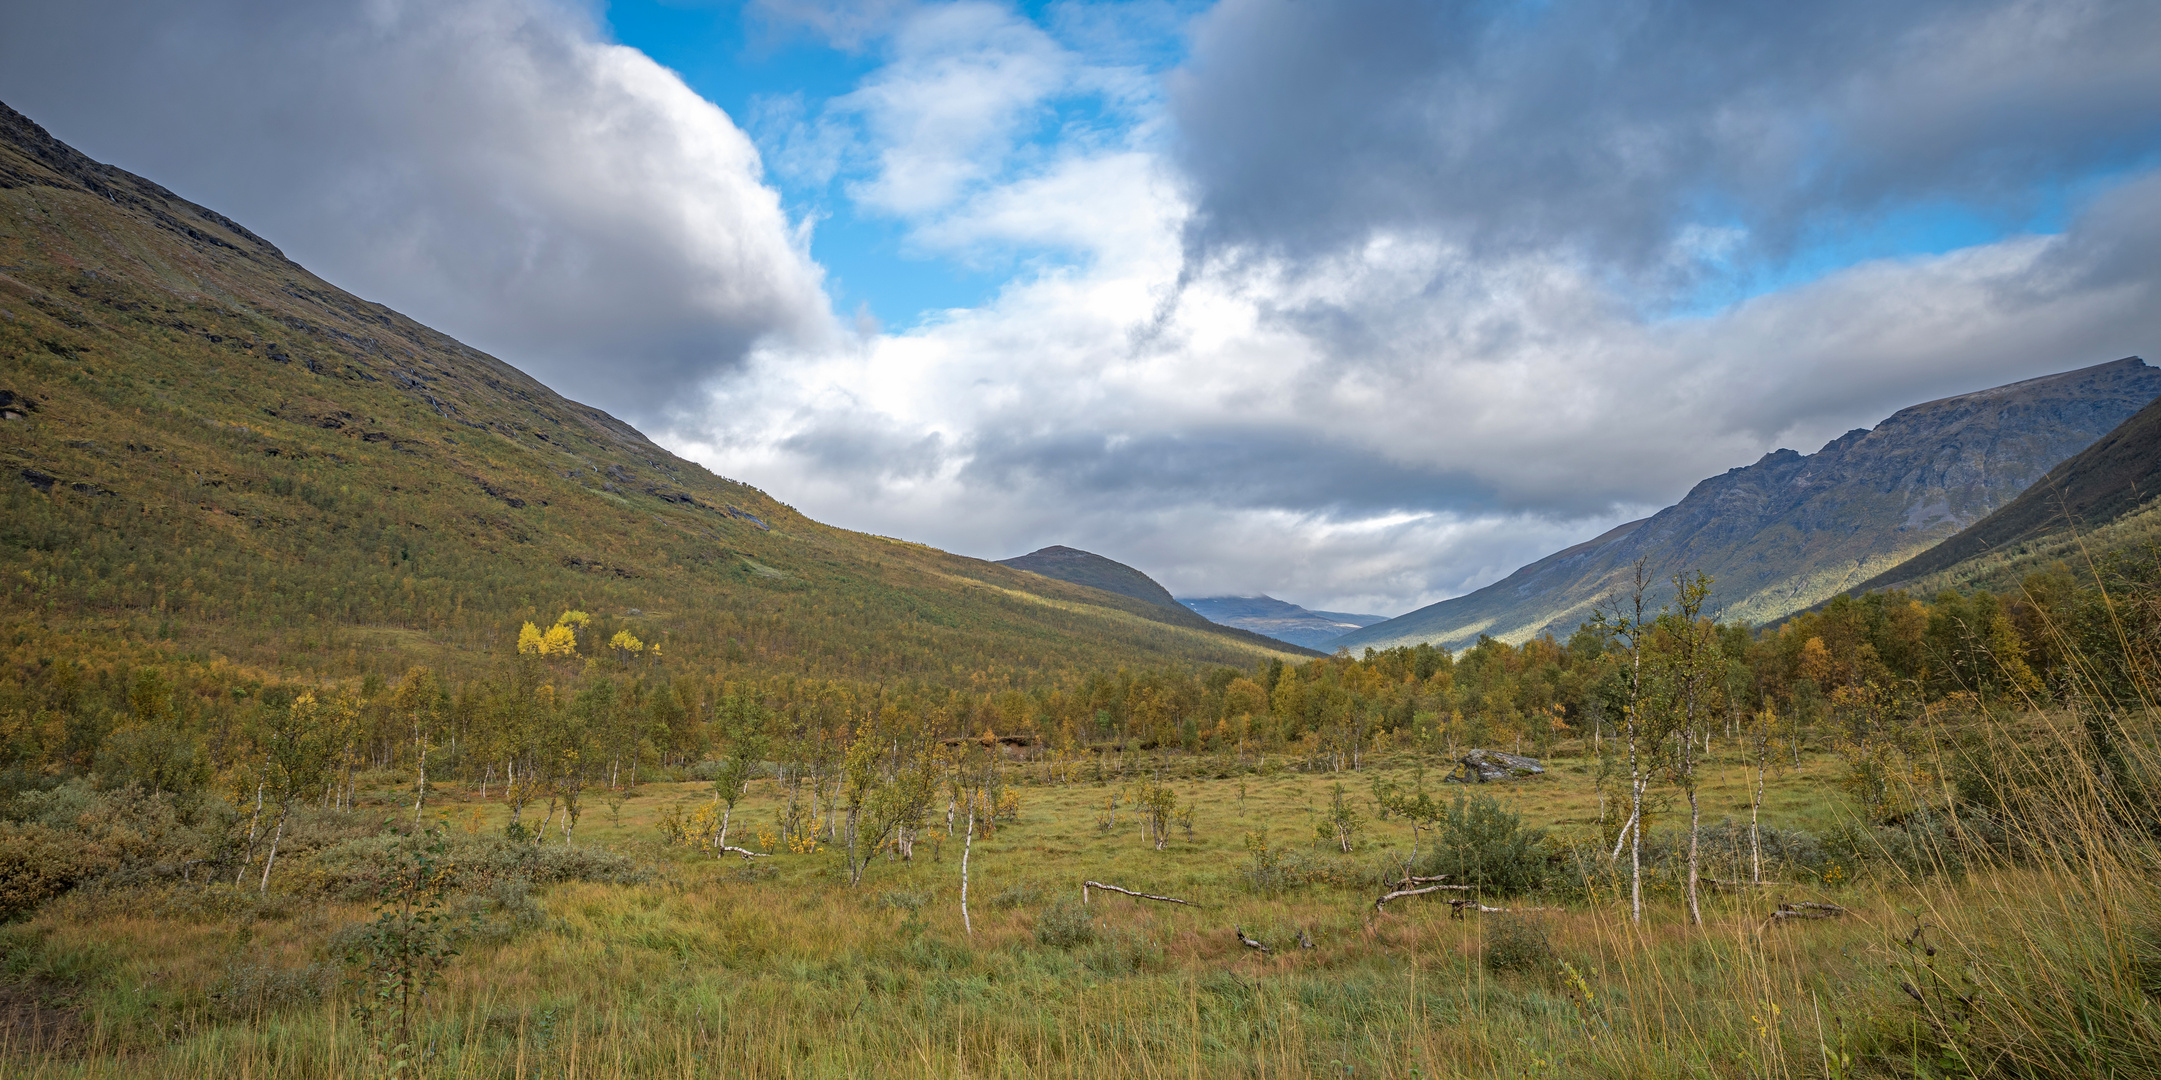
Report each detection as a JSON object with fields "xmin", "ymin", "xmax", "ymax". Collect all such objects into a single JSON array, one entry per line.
[
  {"xmin": 0, "ymin": 0, "xmax": 833, "ymax": 423},
  {"xmin": 687, "ymin": 167, "xmax": 2161, "ymax": 612},
  {"xmin": 1170, "ymin": 0, "xmax": 2161, "ymax": 280},
  {"xmin": 8, "ymin": 0, "xmax": 2155, "ymax": 616},
  {"xmin": 677, "ymin": 0, "xmax": 2161, "ymax": 612}
]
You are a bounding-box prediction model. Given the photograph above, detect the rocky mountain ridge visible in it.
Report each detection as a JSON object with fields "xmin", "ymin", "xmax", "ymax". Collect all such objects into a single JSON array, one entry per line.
[
  {"xmin": 1856, "ymin": 390, "xmax": 2161, "ymax": 594},
  {"xmin": 1337, "ymin": 356, "xmax": 2161, "ymax": 651}
]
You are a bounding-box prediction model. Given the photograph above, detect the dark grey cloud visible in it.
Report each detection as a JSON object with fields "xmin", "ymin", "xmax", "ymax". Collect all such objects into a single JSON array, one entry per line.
[
  {"xmin": 0, "ymin": 0, "xmax": 833, "ymax": 424},
  {"xmin": 959, "ymin": 427, "xmax": 1504, "ymax": 515},
  {"xmin": 1171, "ymin": 0, "xmax": 2161, "ymax": 278}
]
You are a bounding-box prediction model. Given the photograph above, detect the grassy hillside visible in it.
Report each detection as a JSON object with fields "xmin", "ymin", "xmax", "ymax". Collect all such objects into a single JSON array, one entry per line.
[
  {"xmin": 0, "ymin": 101, "xmax": 1304, "ymax": 690},
  {"xmin": 1339, "ymin": 358, "xmax": 2161, "ymax": 650},
  {"xmin": 995, "ymin": 547, "xmax": 1321, "ymax": 656}
]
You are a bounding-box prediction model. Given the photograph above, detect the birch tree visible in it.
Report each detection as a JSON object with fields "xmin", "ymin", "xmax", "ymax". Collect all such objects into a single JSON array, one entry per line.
[
  {"xmin": 1649, "ymin": 571, "xmax": 1722, "ymax": 927},
  {"xmin": 251, "ymin": 690, "xmax": 345, "ymax": 893},
  {"xmin": 1588, "ymin": 558, "xmax": 1654, "ymax": 923},
  {"xmin": 709, "ymin": 692, "xmax": 770, "ymax": 853},
  {"xmin": 391, "ymin": 667, "xmax": 444, "ymax": 828}
]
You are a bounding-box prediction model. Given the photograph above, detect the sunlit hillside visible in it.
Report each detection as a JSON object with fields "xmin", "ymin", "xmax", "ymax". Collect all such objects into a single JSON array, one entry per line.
[{"xmin": 0, "ymin": 101, "xmax": 1303, "ymax": 693}]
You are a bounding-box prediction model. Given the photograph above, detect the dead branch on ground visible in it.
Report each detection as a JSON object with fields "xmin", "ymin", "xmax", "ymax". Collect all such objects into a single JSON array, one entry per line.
[
  {"xmin": 1766, "ymin": 901, "xmax": 1848, "ymax": 923},
  {"xmin": 1083, "ymin": 880, "xmax": 1192, "ymax": 906}
]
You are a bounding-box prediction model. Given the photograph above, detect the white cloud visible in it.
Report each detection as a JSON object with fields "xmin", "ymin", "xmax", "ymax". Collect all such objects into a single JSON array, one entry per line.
[
  {"xmin": 0, "ymin": 0, "xmax": 834, "ymax": 424},
  {"xmin": 11, "ymin": 0, "xmax": 2155, "ymax": 617},
  {"xmin": 835, "ymin": 2, "xmax": 1076, "ymax": 217},
  {"xmin": 677, "ymin": 110, "xmax": 2161, "ymax": 613}
]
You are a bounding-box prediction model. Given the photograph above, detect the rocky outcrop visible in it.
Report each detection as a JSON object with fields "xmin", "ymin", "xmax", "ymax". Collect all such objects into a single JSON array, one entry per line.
[
  {"xmin": 1444, "ymin": 749, "xmax": 1545, "ymax": 783},
  {"xmin": 1857, "ymin": 392, "xmax": 2161, "ymax": 592}
]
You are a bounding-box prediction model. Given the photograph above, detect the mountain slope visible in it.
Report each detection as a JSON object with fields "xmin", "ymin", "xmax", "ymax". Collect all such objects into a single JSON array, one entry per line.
[
  {"xmin": 1338, "ymin": 357, "xmax": 2161, "ymax": 651},
  {"xmin": 997, "ymin": 546, "xmax": 1185, "ymax": 612},
  {"xmin": 994, "ymin": 547, "xmax": 1322, "ymax": 655},
  {"xmin": 0, "ymin": 100, "xmax": 1308, "ymax": 685},
  {"xmin": 1855, "ymin": 393, "xmax": 2161, "ymax": 594},
  {"xmin": 1178, "ymin": 596, "xmax": 1390, "ymax": 651}
]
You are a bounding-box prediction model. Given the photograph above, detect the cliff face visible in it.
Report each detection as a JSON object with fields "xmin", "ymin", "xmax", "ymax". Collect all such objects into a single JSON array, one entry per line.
[
  {"xmin": 1857, "ymin": 391, "xmax": 2161, "ymax": 593},
  {"xmin": 1338, "ymin": 357, "xmax": 2161, "ymax": 650}
]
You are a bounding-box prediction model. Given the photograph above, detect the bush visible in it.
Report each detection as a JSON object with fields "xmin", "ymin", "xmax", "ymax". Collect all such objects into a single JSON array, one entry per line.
[
  {"xmin": 0, "ymin": 823, "xmax": 115, "ymax": 921},
  {"xmin": 0, "ymin": 781, "xmax": 233, "ymax": 918},
  {"xmin": 1418, "ymin": 793, "xmax": 1549, "ymax": 896},
  {"xmin": 1034, "ymin": 899, "xmax": 1096, "ymax": 948},
  {"xmin": 311, "ymin": 833, "xmax": 650, "ymax": 900},
  {"xmin": 446, "ymin": 878, "xmax": 548, "ymax": 946},
  {"xmin": 208, "ymin": 955, "xmax": 336, "ymax": 1018},
  {"xmin": 878, "ymin": 888, "xmax": 931, "ymax": 913},
  {"xmin": 989, "ymin": 883, "xmax": 1043, "ymax": 910},
  {"xmin": 1482, "ymin": 914, "xmax": 1553, "ymax": 974}
]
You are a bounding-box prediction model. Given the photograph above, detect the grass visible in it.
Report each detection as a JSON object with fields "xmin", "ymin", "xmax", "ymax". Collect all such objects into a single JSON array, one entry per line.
[{"xmin": 11, "ymin": 729, "xmax": 2150, "ymax": 1079}]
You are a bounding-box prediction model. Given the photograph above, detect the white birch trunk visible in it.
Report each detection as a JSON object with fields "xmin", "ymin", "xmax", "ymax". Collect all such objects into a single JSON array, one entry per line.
[
  {"xmin": 960, "ymin": 803, "xmax": 975, "ymax": 937},
  {"xmin": 236, "ymin": 779, "xmax": 264, "ymax": 887},
  {"xmin": 258, "ymin": 804, "xmax": 290, "ymax": 895}
]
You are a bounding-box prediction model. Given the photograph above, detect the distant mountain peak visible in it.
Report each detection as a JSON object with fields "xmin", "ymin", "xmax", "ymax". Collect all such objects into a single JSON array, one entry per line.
[
  {"xmin": 1858, "ymin": 383, "xmax": 2161, "ymax": 593},
  {"xmin": 994, "ymin": 548, "xmax": 1324, "ymax": 655},
  {"xmin": 996, "ymin": 546, "xmax": 1183, "ymax": 610},
  {"xmin": 1338, "ymin": 356, "xmax": 2161, "ymax": 652}
]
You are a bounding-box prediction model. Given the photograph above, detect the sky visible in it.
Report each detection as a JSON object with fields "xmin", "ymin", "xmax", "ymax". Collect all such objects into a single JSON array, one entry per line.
[{"xmin": 3, "ymin": 0, "xmax": 2159, "ymax": 617}]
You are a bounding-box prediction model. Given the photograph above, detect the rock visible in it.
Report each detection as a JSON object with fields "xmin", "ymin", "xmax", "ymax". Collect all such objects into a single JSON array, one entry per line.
[{"xmin": 1445, "ymin": 749, "xmax": 1545, "ymax": 783}]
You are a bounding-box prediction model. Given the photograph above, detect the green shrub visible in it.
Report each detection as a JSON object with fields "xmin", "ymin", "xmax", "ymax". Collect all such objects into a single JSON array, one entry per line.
[
  {"xmin": 208, "ymin": 955, "xmax": 336, "ymax": 1018},
  {"xmin": 1418, "ymin": 792, "xmax": 1549, "ymax": 896},
  {"xmin": 1034, "ymin": 899, "xmax": 1096, "ymax": 948},
  {"xmin": 1482, "ymin": 914, "xmax": 1553, "ymax": 974},
  {"xmin": 312, "ymin": 832, "xmax": 649, "ymax": 900},
  {"xmin": 989, "ymin": 883, "xmax": 1043, "ymax": 910},
  {"xmin": 878, "ymin": 888, "xmax": 931, "ymax": 913}
]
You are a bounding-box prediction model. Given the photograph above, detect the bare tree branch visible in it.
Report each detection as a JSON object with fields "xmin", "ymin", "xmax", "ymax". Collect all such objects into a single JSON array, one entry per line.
[{"xmin": 1082, "ymin": 880, "xmax": 1192, "ymax": 906}]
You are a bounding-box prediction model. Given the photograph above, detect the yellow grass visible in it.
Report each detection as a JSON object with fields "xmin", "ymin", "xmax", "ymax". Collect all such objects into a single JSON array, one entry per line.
[{"xmin": 4, "ymin": 736, "xmax": 2155, "ymax": 1078}]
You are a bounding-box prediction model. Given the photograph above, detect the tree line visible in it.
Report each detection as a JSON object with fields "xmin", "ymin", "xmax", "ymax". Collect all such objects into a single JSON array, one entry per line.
[{"xmin": 2, "ymin": 553, "xmax": 2153, "ymax": 898}]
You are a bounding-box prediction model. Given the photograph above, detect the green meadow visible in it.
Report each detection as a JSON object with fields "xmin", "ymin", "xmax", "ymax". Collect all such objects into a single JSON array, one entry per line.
[{"xmin": 7, "ymin": 722, "xmax": 2154, "ymax": 1080}]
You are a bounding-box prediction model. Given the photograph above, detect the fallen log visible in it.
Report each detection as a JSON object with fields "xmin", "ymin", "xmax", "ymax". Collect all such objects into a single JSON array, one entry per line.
[
  {"xmin": 1767, "ymin": 901, "xmax": 1847, "ymax": 923},
  {"xmin": 1446, "ymin": 899, "xmax": 1551, "ymax": 919},
  {"xmin": 1374, "ymin": 882, "xmax": 1476, "ymax": 910},
  {"xmin": 719, "ymin": 845, "xmax": 770, "ymax": 860},
  {"xmin": 1083, "ymin": 880, "xmax": 1192, "ymax": 906}
]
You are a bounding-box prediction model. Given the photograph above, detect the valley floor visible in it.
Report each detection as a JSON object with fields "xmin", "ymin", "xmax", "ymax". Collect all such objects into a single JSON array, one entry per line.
[{"xmin": 2, "ymin": 747, "xmax": 2152, "ymax": 1079}]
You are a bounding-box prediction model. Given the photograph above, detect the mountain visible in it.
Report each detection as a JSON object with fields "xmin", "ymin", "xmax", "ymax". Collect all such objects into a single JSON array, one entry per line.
[
  {"xmin": 1338, "ymin": 357, "xmax": 2161, "ymax": 651},
  {"xmin": 993, "ymin": 547, "xmax": 1322, "ymax": 655},
  {"xmin": 1178, "ymin": 595, "xmax": 1390, "ymax": 651},
  {"xmin": 1854, "ymin": 392, "xmax": 2161, "ymax": 595},
  {"xmin": 0, "ymin": 100, "xmax": 1309, "ymax": 684},
  {"xmin": 997, "ymin": 546, "xmax": 1185, "ymax": 611}
]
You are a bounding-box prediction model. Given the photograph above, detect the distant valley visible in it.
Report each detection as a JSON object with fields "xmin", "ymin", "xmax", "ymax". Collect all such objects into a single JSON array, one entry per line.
[{"xmin": 1177, "ymin": 595, "xmax": 1391, "ymax": 651}]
